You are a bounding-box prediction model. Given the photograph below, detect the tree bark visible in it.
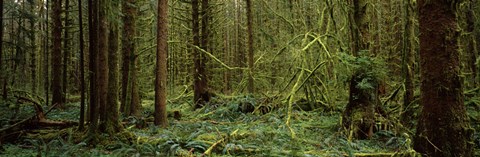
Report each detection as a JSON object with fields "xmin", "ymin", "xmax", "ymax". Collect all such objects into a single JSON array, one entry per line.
[
  {"xmin": 97, "ymin": 0, "xmax": 109, "ymax": 131},
  {"xmin": 246, "ymin": 0, "xmax": 254, "ymax": 94},
  {"xmin": 78, "ymin": 0, "xmax": 86, "ymax": 131},
  {"xmin": 106, "ymin": 0, "xmax": 122, "ymax": 134},
  {"xmin": 155, "ymin": 0, "xmax": 168, "ymax": 127},
  {"xmin": 121, "ymin": 0, "xmax": 140, "ymax": 116},
  {"xmin": 63, "ymin": 0, "xmax": 70, "ymax": 103},
  {"xmin": 401, "ymin": 0, "xmax": 416, "ymax": 128},
  {"xmin": 51, "ymin": 0, "xmax": 64, "ymax": 108},
  {"xmin": 0, "ymin": 0, "xmax": 4, "ymax": 100},
  {"xmin": 193, "ymin": 0, "xmax": 210, "ymax": 108},
  {"xmin": 414, "ymin": 0, "xmax": 473, "ymax": 156},
  {"xmin": 88, "ymin": 0, "xmax": 99, "ymax": 132}
]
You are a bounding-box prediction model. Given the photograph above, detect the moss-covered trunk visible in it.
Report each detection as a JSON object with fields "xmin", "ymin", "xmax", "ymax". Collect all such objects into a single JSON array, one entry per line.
[
  {"xmin": 414, "ymin": 0, "xmax": 473, "ymax": 156},
  {"xmin": 106, "ymin": 0, "xmax": 123, "ymax": 134},
  {"xmin": 342, "ymin": 0, "xmax": 377, "ymax": 139}
]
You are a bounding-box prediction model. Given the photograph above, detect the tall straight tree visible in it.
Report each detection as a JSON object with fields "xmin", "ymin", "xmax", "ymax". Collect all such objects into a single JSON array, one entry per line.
[
  {"xmin": 106, "ymin": 0, "xmax": 122, "ymax": 133},
  {"xmin": 78, "ymin": 0, "xmax": 86, "ymax": 130},
  {"xmin": 97, "ymin": 0, "xmax": 108, "ymax": 131},
  {"xmin": 193, "ymin": 0, "xmax": 210, "ymax": 108},
  {"xmin": 401, "ymin": 0, "xmax": 416, "ymax": 128},
  {"xmin": 0, "ymin": 0, "xmax": 3, "ymax": 100},
  {"xmin": 51, "ymin": 0, "xmax": 64, "ymax": 108},
  {"xmin": 414, "ymin": 0, "xmax": 473, "ymax": 156},
  {"xmin": 121, "ymin": 0, "xmax": 141, "ymax": 116},
  {"xmin": 62, "ymin": 0, "xmax": 70, "ymax": 103},
  {"xmin": 246, "ymin": 0, "xmax": 254, "ymax": 94},
  {"xmin": 88, "ymin": 0, "xmax": 99, "ymax": 132},
  {"xmin": 155, "ymin": 0, "xmax": 168, "ymax": 127}
]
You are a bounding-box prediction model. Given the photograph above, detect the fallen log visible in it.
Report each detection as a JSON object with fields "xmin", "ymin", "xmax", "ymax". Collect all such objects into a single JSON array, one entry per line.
[{"xmin": 0, "ymin": 97, "xmax": 77, "ymax": 144}]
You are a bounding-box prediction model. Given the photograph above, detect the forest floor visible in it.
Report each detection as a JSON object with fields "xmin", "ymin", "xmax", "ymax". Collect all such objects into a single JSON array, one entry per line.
[{"xmin": 0, "ymin": 94, "xmax": 479, "ymax": 157}]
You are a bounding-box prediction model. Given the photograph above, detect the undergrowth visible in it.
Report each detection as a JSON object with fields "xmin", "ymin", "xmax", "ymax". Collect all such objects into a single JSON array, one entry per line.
[{"xmin": 1, "ymin": 94, "xmax": 479, "ymax": 156}]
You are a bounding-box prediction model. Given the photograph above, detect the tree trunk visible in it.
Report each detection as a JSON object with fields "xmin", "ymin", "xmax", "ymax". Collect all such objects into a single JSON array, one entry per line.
[
  {"xmin": 51, "ymin": 0, "xmax": 64, "ymax": 108},
  {"xmin": 88, "ymin": 0, "xmax": 99, "ymax": 132},
  {"xmin": 414, "ymin": 0, "xmax": 473, "ymax": 156},
  {"xmin": 0, "ymin": 0, "xmax": 4, "ymax": 100},
  {"xmin": 155, "ymin": 0, "xmax": 168, "ymax": 127},
  {"xmin": 63, "ymin": 0, "xmax": 70, "ymax": 103},
  {"xmin": 401, "ymin": 0, "xmax": 416, "ymax": 128},
  {"xmin": 121, "ymin": 0, "xmax": 139, "ymax": 116},
  {"xmin": 193, "ymin": 0, "xmax": 210, "ymax": 108},
  {"xmin": 246, "ymin": 0, "xmax": 254, "ymax": 94},
  {"xmin": 29, "ymin": 0, "xmax": 37, "ymax": 94},
  {"xmin": 78, "ymin": 0, "xmax": 86, "ymax": 131},
  {"xmin": 106, "ymin": 0, "xmax": 122, "ymax": 134},
  {"xmin": 342, "ymin": 0, "xmax": 377, "ymax": 139},
  {"xmin": 97, "ymin": 0, "xmax": 109, "ymax": 131}
]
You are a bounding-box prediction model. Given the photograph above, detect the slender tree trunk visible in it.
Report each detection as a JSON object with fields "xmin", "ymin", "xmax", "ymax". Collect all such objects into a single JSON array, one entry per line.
[
  {"xmin": 155, "ymin": 0, "xmax": 168, "ymax": 127},
  {"xmin": 414, "ymin": 0, "xmax": 473, "ymax": 156},
  {"xmin": 97, "ymin": 0, "xmax": 108, "ymax": 131},
  {"xmin": 193, "ymin": 0, "xmax": 210, "ymax": 108},
  {"xmin": 246, "ymin": 0, "xmax": 254, "ymax": 94},
  {"xmin": 121, "ymin": 0, "xmax": 139, "ymax": 116},
  {"xmin": 0, "ymin": 0, "xmax": 4, "ymax": 99},
  {"xmin": 78, "ymin": 0, "xmax": 86, "ymax": 131},
  {"xmin": 129, "ymin": 62, "xmax": 141, "ymax": 116},
  {"xmin": 63, "ymin": 0, "xmax": 70, "ymax": 103},
  {"xmin": 52, "ymin": 0, "xmax": 64, "ymax": 108},
  {"xmin": 465, "ymin": 1, "xmax": 478, "ymax": 87},
  {"xmin": 88, "ymin": 0, "xmax": 99, "ymax": 133},
  {"xmin": 106, "ymin": 0, "xmax": 122, "ymax": 134},
  {"xmin": 43, "ymin": 0, "xmax": 50, "ymax": 108},
  {"xmin": 401, "ymin": 0, "xmax": 416, "ymax": 128},
  {"xmin": 29, "ymin": 0, "xmax": 37, "ymax": 94}
]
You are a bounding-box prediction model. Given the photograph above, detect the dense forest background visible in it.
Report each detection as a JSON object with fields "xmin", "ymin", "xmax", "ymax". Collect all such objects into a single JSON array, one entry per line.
[{"xmin": 0, "ymin": 0, "xmax": 479, "ymax": 156}]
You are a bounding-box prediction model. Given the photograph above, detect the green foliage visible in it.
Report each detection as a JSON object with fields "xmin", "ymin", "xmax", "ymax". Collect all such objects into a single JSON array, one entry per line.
[{"xmin": 340, "ymin": 52, "xmax": 388, "ymax": 90}]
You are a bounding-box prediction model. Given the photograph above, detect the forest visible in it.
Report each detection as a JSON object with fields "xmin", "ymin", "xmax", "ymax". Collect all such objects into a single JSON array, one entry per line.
[{"xmin": 0, "ymin": 0, "xmax": 479, "ymax": 156}]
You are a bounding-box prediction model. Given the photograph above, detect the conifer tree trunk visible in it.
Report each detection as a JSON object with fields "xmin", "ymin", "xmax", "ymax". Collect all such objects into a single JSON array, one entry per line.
[
  {"xmin": 63, "ymin": 0, "xmax": 70, "ymax": 103},
  {"xmin": 52, "ymin": 0, "xmax": 64, "ymax": 108},
  {"xmin": 29, "ymin": 0, "xmax": 37, "ymax": 94},
  {"xmin": 401, "ymin": 0, "xmax": 416, "ymax": 128},
  {"xmin": 414, "ymin": 0, "xmax": 473, "ymax": 156},
  {"xmin": 78, "ymin": 0, "xmax": 86, "ymax": 131},
  {"xmin": 106, "ymin": 0, "xmax": 122, "ymax": 133},
  {"xmin": 246, "ymin": 0, "xmax": 254, "ymax": 94},
  {"xmin": 155, "ymin": 0, "xmax": 168, "ymax": 127},
  {"xmin": 88, "ymin": 0, "xmax": 99, "ymax": 132},
  {"xmin": 97, "ymin": 0, "xmax": 109, "ymax": 131},
  {"xmin": 121, "ymin": 0, "xmax": 140, "ymax": 116},
  {"xmin": 0, "ymin": 0, "xmax": 3, "ymax": 100},
  {"xmin": 193, "ymin": 0, "xmax": 210, "ymax": 108}
]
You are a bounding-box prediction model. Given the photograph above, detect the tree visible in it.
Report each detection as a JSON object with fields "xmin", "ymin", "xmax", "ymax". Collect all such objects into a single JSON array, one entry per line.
[
  {"xmin": 51, "ymin": 0, "xmax": 64, "ymax": 108},
  {"xmin": 401, "ymin": 0, "xmax": 417, "ymax": 128},
  {"xmin": 105, "ymin": 0, "xmax": 122, "ymax": 133},
  {"xmin": 342, "ymin": 0, "xmax": 378, "ymax": 139},
  {"xmin": 0, "ymin": 0, "xmax": 3, "ymax": 100},
  {"xmin": 78, "ymin": 0, "xmax": 86, "ymax": 130},
  {"xmin": 88, "ymin": 0, "xmax": 99, "ymax": 132},
  {"xmin": 246, "ymin": 0, "xmax": 254, "ymax": 94},
  {"xmin": 413, "ymin": 0, "xmax": 473, "ymax": 156},
  {"xmin": 193, "ymin": 0, "xmax": 210, "ymax": 108},
  {"xmin": 155, "ymin": 0, "xmax": 168, "ymax": 127},
  {"xmin": 121, "ymin": 0, "xmax": 141, "ymax": 116},
  {"xmin": 97, "ymin": 0, "xmax": 108, "ymax": 131}
]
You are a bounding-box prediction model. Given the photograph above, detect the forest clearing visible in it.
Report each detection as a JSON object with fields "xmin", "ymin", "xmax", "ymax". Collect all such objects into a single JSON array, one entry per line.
[{"xmin": 1, "ymin": 0, "xmax": 480, "ymax": 156}]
